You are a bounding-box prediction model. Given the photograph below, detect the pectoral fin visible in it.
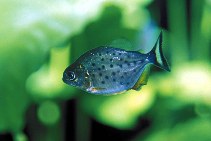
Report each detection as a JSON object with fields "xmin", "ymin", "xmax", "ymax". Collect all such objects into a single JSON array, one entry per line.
[
  {"xmin": 86, "ymin": 87, "xmax": 106, "ymax": 94},
  {"xmin": 132, "ymin": 65, "xmax": 150, "ymax": 91}
]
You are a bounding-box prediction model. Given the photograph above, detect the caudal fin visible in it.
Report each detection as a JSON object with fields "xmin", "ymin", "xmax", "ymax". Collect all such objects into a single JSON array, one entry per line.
[{"xmin": 148, "ymin": 31, "xmax": 170, "ymax": 71}]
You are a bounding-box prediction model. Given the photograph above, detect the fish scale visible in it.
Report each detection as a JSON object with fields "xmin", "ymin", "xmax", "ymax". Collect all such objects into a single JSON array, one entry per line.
[
  {"xmin": 63, "ymin": 32, "xmax": 170, "ymax": 95},
  {"xmin": 81, "ymin": 47, "xmax": 145, "ymax": 93}
]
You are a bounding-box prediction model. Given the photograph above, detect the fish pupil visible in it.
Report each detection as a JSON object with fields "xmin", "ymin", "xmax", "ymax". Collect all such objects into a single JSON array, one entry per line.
[{"xmin": 67, "ymin": 71, "xmax": 76, "ymax": 81}]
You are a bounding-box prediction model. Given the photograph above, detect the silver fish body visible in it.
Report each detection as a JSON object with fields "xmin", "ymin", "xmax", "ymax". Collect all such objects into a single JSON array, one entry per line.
[{"xmin": 63, "ymin": 32, "xmax": 170, "ymax": 95}]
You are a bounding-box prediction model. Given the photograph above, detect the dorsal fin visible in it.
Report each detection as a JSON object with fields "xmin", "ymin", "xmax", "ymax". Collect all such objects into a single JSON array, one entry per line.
[{"xmin": 132, "ymin": 65, "xmax": 151, "ymax": 91}]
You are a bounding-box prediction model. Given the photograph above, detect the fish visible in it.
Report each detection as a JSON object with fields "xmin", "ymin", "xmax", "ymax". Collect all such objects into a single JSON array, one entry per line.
[{"xmin": 62, "ymin": 32, "xmax": 170, "ymax": 95}]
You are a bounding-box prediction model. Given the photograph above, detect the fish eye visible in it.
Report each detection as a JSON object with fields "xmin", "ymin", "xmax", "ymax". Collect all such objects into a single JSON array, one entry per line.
[{"xmin": 67, "ymin": 71, "xmax": 76, "ymax": 81}]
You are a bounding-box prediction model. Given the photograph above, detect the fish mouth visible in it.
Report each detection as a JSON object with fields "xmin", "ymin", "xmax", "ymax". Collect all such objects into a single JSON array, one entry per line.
[
  {"xmin": 62, "ymin": 73, "xmax": 69, "ymax": 84},
  {"xmin": 62, "ymin": 77, "xmax": 73, "ymax": 86},
  {"xmin": 62, "ymin": 77, "xmax": 68, "ymax": 84}
]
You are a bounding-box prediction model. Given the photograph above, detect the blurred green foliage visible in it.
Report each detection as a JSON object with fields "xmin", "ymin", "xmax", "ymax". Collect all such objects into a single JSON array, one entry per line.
[
  {"xmin": 0, "ymin": 0, "xmax": 211, "ymax": 141},
  {"xmin": 79, "ymin": 88, "xmax": 154, "ymax": 129}
]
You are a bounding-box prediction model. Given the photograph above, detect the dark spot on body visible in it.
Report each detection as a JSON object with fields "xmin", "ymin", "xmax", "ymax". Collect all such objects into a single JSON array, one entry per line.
[
  {"xmin": 105, "ymin": 76, "xmax": 109, "ymax": 79},
  {"xmin": 98, "ymin": 68, "xmax": 101, "ymax": 71},
  {"xmin": 119, "ymin": 53, "xmax": 121, "ymax": 55},
  {"xmin": 92, "ymin": 74, "xmax": 95, "ymax": 78},
  {"xmin": 117, "ymin": 70, "xmax": 120, "ymax": 73},
  {"xmin": 113, "ymin": 78, "xmax": 116, "ymax": 82},
  {"xmin": 99, "ymin": 53, "xmax": 102, "ymax": 56},
  {"xmin": 113, "ymin": 53, "xmax": 116, "ymax": 55},
  {"xmin": 127, "ymin": 63, "xmax": 130, "ymax": 66},
  {"xmin": 99, "ymin": 73, "xmax": 102, "ymax": 76},
  {"xmin": 120, "ymin": 58, "xmax": 123, "ymax": 61},
  {"xmin": 101, "ymin": 58, "xmax": 104, "ymax": 61},
  {"xmin": 106, "ymin": 51, "xmax": 109, "ymax": 54},
  {"xmin": 119, "ymin": 64, "xmax": 123, "ymax": 68},
  {"xmin": 127, "ymin": 82, "xmax": 130, "ymax": 85},
  {"xmin": 124, "ymin": 60, "xmax": 128, "ymax": 63},
  {"xmin": 124, "ymin": 72, "xmax": 127, "ymax": 75},
  {"xmin": 112, "ymin": 72, "xmax": 116, "ymax": 76},
  {"xmin": 110, "ymin": 64, "xmax": 113, "ymax": 68},
  {"xmin": 102, "ymin": 65, "xmax": 105, "ymax": 69},
  {"xmin": 121, "ymin": 76, "xmax": 124, "ymax": 79},
  {"xmin": 101, "ymin": 81, "xmax": 105, "ymax": 84},
  {"xmin": 92, "ymin": 63, "xmax": 95, "ymax": 67},
  {"xmin": 127, "ymin": 55, "xmax": 130, "ymax": 58},
  {"xmin": 110, "ymin": 58, "xmax": 112, "ymax": 61},
  {"xmin": 120, "ymin": 82, "xmax": 124, "ymax": 85},
  {"xmin": 133, "ymin": 69, "xmax": 136, "ymax": 72}
]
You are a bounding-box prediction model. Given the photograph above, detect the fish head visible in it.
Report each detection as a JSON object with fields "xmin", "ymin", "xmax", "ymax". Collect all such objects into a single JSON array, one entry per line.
[{"xmin": 62, "ymin": 63, "xmax": 89, "ymax": 89}]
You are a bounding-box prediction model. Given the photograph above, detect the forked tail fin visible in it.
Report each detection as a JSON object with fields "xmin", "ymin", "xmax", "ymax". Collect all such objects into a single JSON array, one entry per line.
[{"xmin": 148, "ymin": 31, "xmax": 170, "ymax": 71}]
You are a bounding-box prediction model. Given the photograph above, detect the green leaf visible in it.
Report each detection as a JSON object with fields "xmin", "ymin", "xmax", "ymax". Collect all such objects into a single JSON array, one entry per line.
[
  {"xmin": 0, "ymin": 0, "xmax": 105, "ymax": 133},
  {"xmin": 144, "ymin": 119, "xmax": 211, "ymax": 141},
  {"xmin": 79, "ymin": 88, "xmax": 154, "ymax": 129}
]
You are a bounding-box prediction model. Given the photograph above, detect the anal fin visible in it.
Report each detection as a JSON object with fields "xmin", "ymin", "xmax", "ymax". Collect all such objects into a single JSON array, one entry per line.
[{"xmin": 132, "ymin": 65, "xmax": 150, "ymax": 91}]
